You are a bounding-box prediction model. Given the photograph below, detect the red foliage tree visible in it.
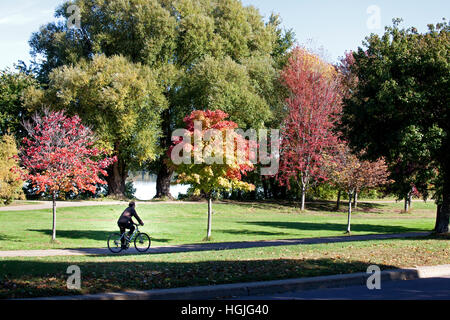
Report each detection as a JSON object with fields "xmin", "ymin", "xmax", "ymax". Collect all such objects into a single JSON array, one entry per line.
[
  {"xmin": 278, "ymin": 47, "xmax": 342, "ymax": 210},
  {"xmin": 17, "ymin": 109, "xmax": 116, "ymax": 240},
  {"xmin": 323, "ymin": 143, "xmax": 391, "ymax": 233}
]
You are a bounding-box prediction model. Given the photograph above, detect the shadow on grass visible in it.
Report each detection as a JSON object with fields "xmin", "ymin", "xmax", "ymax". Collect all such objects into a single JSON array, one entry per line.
[
  {"xmin": 225, "ymin": 200, "xmax": 384, "ymax": 213},
  {"xmin": 0, "ymin": 258, "xmax": 398, "ymax": 299},
  {"xmin": 240, "ymin": 221, "xmax": 425, "ymax": 234},
  {"xmin": 217, "ymin": 229, "xmax": 289, "ymax": 236},
  {"xmin": 0, "ymin": 233, "xmax": 23, "ymax": 242},
  {"xmin": 27, "ymin": 229, "xmax": 171, "ymax": 243},
  {"xmin": 306, "ymin": 201, "xmax": 384, "ymax": 213}
]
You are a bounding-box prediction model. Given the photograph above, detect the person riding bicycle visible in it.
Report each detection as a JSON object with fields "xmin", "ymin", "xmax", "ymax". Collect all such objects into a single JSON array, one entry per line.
[{"xmin": 117, "ymin": 201, "xmax": 144, "ymax": 249}]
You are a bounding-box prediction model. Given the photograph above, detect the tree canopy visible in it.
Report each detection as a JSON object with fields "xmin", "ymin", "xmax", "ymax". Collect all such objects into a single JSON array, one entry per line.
[
  {"xmin": 0, "ymin": 134, "xmax": 24, "ymax": 205},
  {"xmin": 17, "ymin": 109, "xmax": 116, "ymax": 239},
  {"xmin": 278, "ymin": 47, "xmax": 342, "ymax": 210},
  {"xmin": 29, "ymin": 0, "xmax": 294, "ymax": 197},
  {"xmin": 0, "ymin": 68, "xmax": 38, "ymax": 140},
  {"xmin": 26, "ymin": 54, "xmax": 168, "ymax": 195},
  {"xmin": 340, "ymin": 19, "xmax": 450, "ymax": 233}
]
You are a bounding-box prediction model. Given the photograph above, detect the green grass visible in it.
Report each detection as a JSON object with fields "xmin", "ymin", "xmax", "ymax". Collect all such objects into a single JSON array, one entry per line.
[
  {"xmin": 0, "ymin": 200, "xmax": 437, "ymax": 250},
  {"xmin": 1, "ymin": 235, "xmax": 448, "ymax": 299}
]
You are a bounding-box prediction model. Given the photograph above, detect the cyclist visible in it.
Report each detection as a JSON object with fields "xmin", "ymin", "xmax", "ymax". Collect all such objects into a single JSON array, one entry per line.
[{"xmin": 117, "ymin": 201, "xmax": 144, "ymax": 249}]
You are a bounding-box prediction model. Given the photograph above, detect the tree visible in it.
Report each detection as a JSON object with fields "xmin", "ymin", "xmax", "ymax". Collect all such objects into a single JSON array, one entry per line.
[
  {"xmin": 29, "ymin": 0, "xmax": 294, "ymax": 199},
  {"xmin": 277, "ymin": 47, "xmax": 341, "ymax": 210},
  {"xmin": 340, "ymin": 20, "xmax": 450, "ymax": 233},
  {"xmin": 0, "ymin": 135, "xmax": 24, "ymax": 205},
  {"xmin": 26, "ymin": 54, "xmax": 167, "ymax": 196},
  {"xmin": 17, "ymin": 109, "xmax": 116, "ymax": 240},
  {"xmin": 387, "ymin": 160, "xmax": 432, "ymax": 212},
  {"xmin": 323, "ymin": 143, "xmax": 390, "ymax": 233},
  {"xmin": 169, "ymin": 110, "xmax": 255, "ymax": 240},
  {"xmin": 0, "ymin": 68, "xmax": 38, "ymax": 140}
]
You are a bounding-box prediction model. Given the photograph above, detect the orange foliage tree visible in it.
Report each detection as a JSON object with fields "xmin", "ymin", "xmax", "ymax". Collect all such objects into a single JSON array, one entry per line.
[{"xmin": 169, "ymin": 110, "xmax": 255, "ymax": 240}]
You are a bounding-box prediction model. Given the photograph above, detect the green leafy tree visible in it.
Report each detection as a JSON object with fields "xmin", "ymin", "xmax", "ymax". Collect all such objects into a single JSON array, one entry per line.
[
  {"xmin": 340, "ymin": 19, "xmax": 450, "ymax": 233},
  {"xmin": 0, "ymin": 134, "xmax": 24, "ymax": 205},
  {"xmin": 29, "ymin": 0, "xmax": 294, "ymax": 198},
  {"xmin": 26, "ymin": 54, "xmax": 168, "ymax": 196},
  {"xmin": 0, "ymin": 68, "xmax": 38, "ymax": 140}
]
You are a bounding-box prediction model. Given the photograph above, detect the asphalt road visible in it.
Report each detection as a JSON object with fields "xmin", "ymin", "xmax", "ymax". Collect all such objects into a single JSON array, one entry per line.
[{"xmin": 238, "ymin": 276, "xmax": 450, "ymax": 300}]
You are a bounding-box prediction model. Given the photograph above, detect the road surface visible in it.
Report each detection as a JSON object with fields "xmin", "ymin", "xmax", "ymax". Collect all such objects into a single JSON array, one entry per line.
[{"xmin": 238, "ymin": 276, "xmax": 450, "ymax": 300}]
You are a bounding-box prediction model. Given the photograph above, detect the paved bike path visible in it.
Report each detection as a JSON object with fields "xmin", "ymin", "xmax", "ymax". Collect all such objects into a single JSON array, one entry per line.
[{"xmin": 0, "ymin": 232, "xmax": 430, "ymax": 258}]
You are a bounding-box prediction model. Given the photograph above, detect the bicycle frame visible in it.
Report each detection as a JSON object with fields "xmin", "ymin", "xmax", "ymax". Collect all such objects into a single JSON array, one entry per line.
[{"xmin": 121, "ymin": 224, "xmax": 140, "ymax": 244}]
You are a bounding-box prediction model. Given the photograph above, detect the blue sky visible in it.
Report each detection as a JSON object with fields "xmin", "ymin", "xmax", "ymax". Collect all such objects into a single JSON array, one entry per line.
[{"xmin": 0, "ymin": 0, "xmax": 448, "ymax": 69}]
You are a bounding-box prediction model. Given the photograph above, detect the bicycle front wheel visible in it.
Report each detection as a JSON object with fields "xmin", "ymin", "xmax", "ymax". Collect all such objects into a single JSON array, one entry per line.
[
  {"xmin": 108, "ymin": 233, "xmax": 124, "ymax": 253},
  {"xmin": 134, "ymin": 232, "xmax": 151, "ymax": 252}
]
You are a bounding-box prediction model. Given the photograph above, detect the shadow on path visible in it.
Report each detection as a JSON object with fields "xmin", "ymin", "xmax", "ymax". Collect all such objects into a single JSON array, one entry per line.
[
  {"xmin": 27, "ymin": 229, "xmax": 171, "ymax": 243},
  {"xmin": 0, "ymin": 232, "xmax": 431, "ymax": 258}
]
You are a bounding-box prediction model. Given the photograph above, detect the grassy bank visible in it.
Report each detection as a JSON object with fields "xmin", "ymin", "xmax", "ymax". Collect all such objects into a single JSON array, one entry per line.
[{"xmin": 0, "ymin": 200, "xmax": 437, "ymax": 250}]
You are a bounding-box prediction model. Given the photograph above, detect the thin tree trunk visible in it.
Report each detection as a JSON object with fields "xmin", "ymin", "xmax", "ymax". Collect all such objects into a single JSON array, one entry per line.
[
  {"xmin": 336, "ymin": 190, "xmax": 341, "ymax": 211},
  {"xmin": 300, "ymin": 185, "xmax": 306, "ymax": 211},
  {"xmin": 262, "ymin": 178, "xmax": 268, "ymax": 199},
  {"xmin": 346, "ymin": 192, "xmax": 353, "ymax": 234},
  {"xmin": 408, "ymin": 191, "xmax": 413, "ymax": 210},
  {"xmin": 353, "ymin": 191, "xmax": 358, "ymax": 209},
  {"xmin": 206, "ymin": 196, "xmax": 212, "ymax": 240},
  {"xmin": 52, "ymin": 193, "xmax": 56, "ymax": 241},
  {"xmin": 404, "ymin": 196, "xmax": 409, "ymax": 212}
]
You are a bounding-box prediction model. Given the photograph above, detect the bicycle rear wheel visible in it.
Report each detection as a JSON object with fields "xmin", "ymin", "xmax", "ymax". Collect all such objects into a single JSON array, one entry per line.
[
  {"xmin": 108, "ymin": 233, "xmax": 124, "ymax": 253},
  {"xmin": 134, "ymin": 232, "xmax": 151, "ymax": 252}
]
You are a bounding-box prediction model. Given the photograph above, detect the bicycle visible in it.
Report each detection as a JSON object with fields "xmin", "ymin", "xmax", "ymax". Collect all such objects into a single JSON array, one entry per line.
[{"xmin": 107, "ymin": 223, "xmax": 151, "ymax": 253}]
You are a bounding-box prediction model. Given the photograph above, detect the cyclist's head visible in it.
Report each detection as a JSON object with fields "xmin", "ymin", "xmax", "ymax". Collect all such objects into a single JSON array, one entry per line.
[{"xmin": 129, "ymin": 201, "xmax": 136, "ymax": 208}]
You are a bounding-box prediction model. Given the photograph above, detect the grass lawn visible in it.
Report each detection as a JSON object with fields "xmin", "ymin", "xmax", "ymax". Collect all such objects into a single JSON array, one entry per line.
[
  {"xmin": 1, "ymin": 235, "xmax": 448, "ymax": 298},
  {"xmin": 0, "ymin": 200, "xmax": 438, "ymax": 250}
]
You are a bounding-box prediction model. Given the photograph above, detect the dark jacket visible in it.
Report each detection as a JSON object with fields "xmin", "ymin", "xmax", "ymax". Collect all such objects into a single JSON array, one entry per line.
[{"xmin": 118, "ymin": 206, "xmax": 143, "ymax": 225}]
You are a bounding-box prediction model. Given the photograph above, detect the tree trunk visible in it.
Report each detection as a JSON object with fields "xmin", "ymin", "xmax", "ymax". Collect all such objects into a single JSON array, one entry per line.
[
  {"xmin": 154, "ymin": 159, "xmax": 174, "ymax": 199},
  {"xmin": 154, "ymin": 108, "xmax": 174, "ymax": 199},
  {"xmin": 346, "ymin": 192, "xmax": 353, "ymax": 234},
  {"xmin": 408, "ymin": 191, "xmax": 413, "ymax": 210},
  {"xmin": 262, "ymin": 178, "xmax": 269, "ymax": 199},
  {"xmin": 435, "ymin": 169, "xmax": 450, "ymax": 233},
  {"xmin": 206, "ymin": 196, "xmax": 212, "ymax": 240},
  {"xmin": 336, "ymin": 190, "xmax": 341, "ymax": 211},
  {"xmin": 106, "ymin": 157, "xmax": 127, "ymax": 197},
  {"xmin": 52, "ymin": 193, "xmax": 56, "ymax": 241},
  {"xmin": 353, "ymin": 191, "xmax": 358, "ymax": 210},
  {"xmin": 300, "ymin": 184, "xmax": 306, "ymax": 211},
  {"xmin": 404, "ymin": 196, "xmax": 409, "ymax": 212},
  {"xmin": 434, "ymin": 204, "xmax": 442, "ymax": 232}
]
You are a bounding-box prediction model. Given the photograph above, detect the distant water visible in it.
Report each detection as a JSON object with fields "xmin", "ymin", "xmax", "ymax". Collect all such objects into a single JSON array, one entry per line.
[
  {"xmin": 133, "ymin": 181, "xmax": 190, "ymax": 200},
  {"xmin": 129, "ymin": 172, "xmax": 190, "ymax": 200}
]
